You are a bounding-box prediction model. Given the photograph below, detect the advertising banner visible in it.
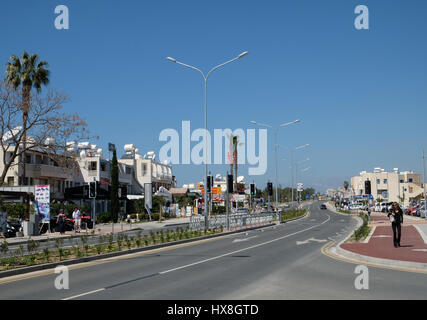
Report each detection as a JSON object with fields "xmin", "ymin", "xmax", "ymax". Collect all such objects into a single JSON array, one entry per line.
[{"xmin": 35, "ymin": 185, "xmax": 50, "ymax": 223}]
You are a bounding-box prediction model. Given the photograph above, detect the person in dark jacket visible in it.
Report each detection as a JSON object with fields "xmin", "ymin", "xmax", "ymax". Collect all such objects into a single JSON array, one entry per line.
[
  {"xmin": 387, "ymin": 202, "xmax": 403, "ymax": 248},
  {"xmin": 56, "ymin": 209, "xmax": 66, "ymax": 235}
]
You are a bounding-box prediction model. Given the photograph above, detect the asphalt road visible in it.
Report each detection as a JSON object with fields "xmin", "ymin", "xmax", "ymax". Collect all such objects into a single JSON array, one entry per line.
[{"xmin": 1, "ymin": 201, "xmax": 426, "ymax": 300}]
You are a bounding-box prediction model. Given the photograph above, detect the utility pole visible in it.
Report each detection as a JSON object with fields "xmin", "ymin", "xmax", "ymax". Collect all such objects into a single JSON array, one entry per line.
[{"xmin": 423, "ymin": 150, "xmax": 426, "ymax": 218}]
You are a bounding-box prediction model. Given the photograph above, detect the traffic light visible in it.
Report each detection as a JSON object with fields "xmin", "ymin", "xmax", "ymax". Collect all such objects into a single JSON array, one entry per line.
[
  {"xmin": 206, "ymin": 176, "xmax": 212, "ymax": 193},
  {"xmin": 89, "ymin": 181, "xmax": 97, "ymax": 198},
  {"xmin": 250, "ymin": 183, "xmax": 255, "ymax": 197},
  {"xmin": 121, "ymin": 186, "xmax": 127, "ymax": 198},
  {"xmin": 267, "ymin": 182, "xmax": 273, "ymax": 196},
  {"xmin": 365, "ymin": 180, "xmax": 371, "ymax": 195},
  {"xmin": 227, "ymin": 174, "xmax": 234, "ymax": 193}
]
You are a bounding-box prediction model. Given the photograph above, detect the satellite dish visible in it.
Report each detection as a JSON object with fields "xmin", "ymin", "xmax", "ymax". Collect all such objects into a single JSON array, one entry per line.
[
  {"xmin": 124, "ymin": 144, "xmax": 135, "ymax": 152},
  {"xmin": 44, "ymin": 138, "xmax": 55, "ymax": 146},
  {"xmin": 78, "ymin": 142, "xmax": 90, "ymax": 149}
]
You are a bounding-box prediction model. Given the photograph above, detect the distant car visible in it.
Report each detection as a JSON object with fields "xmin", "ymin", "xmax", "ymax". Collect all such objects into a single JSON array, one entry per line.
[{"xmin": 320, "ymin": 204, "xmax": 327, "ymax": 210}]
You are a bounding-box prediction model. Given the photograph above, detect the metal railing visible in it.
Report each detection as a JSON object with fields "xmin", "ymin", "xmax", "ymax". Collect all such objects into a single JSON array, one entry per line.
[{"xmin": 189, "ymin": 212, "xmax": 276, "ymax": 231}]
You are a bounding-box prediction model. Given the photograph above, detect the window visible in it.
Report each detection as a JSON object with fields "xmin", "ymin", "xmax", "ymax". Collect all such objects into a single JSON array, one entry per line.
[
  {"xmin": 400, "ymin": 179, "xmax": 404, "ymax": 183},
  {"xmin": 35, "ymin": 155, "xmax": 42, "ymax": 164},
  {"xmin": 89, "ymin": 161, "xmax": 97, "ymax": 171},
  {"xmin": 7, "ymin": 177, "xmax": 14, "ymax": 186},
  {"xmin": 6, "ymin": 152, "xmax": 13, "ymax": 164},
  {"xmin": 126, "ymin": 167, "xmax": 132, "ymax": 175},
  {"xmin": 376, "ymin": 179, "xmax": 380, "ymax": 184},
  {"xmin": 101, "ymin": 162, "xmax": 106, "ymax": 171},
  {"xmin": 142, "ymin": 163, "xmax": 147, "ymax": 176},
  {"xmin": 383, "ymin": 179, "xmax": 387, "ymax": 184},
  {"xmin": 409, "ymin": 187, "xmax": 413, "ymax": 193},
  {"xmin": 409, "ymin": 178, "xmax": 413, "ymax": 183},
  {"xmin": 25, "ymin": 154, "xmax": 32, "ymax": 164}
]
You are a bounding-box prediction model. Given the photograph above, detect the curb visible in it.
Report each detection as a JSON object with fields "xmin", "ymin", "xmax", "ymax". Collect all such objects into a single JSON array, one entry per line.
[
  {"xmin": 280, "ymin": 210, "xmax": 310, "ymax": 224},
  {"xmin": 324, "ymin": 211, "xmax": 427, "ymax": 273},
  {"xmin": 0, "ymin": 223, "xmax": 275, "ymax": 279}
]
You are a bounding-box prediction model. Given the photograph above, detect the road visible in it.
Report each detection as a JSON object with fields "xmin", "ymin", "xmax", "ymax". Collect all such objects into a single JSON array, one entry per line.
[{"xmin": 1, "ymin": 201, "xmax": 426, "ymax": 300}]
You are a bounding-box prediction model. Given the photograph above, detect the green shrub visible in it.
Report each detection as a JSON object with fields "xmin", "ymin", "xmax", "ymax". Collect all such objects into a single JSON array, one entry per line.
[
  {"xmin": 353, "ymin": 213, "xmax": 370, "ymax": 241},
  {"xmin": 99, "ymin": 212, "xmax": 112, "ymax": 223}
]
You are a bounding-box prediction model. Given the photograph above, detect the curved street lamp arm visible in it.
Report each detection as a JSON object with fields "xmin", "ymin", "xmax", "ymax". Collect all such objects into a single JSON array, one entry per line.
[
  {"xmin": 174, "ymin": 61, "xmax": 207, "ymax": 80},
  {"xmin": 206, "ymin": 56, "xmax": 240, "ymax": 79}
]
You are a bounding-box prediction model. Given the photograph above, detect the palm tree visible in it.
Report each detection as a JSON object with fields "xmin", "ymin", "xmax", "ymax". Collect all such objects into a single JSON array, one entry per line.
[
  {"xmin": 232, "ymin": 136, "xmax": 244, "ymax": 192},
  {"xmin": 5, "ymin": 52, "xmax": 50, "ymax": 185}
]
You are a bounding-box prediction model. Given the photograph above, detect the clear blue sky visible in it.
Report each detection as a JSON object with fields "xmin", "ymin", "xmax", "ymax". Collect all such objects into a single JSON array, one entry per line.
[{"xmin": 1, "ymin": 0, "xmax": 426, "ymax": 192}]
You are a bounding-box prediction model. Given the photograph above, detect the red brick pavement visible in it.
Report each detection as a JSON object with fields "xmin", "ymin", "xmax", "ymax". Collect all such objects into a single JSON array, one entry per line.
[{"xmin": 341, "ymin": 224, "xmax": 427, "ymax": 263}]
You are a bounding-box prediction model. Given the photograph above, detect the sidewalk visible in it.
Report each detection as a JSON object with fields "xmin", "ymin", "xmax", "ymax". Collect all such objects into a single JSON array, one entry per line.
[
  {"xmin": 325, "ymin": 203, "xmax": 427, "ymax": 271},
  {"xmin": 3, "ymin": 217, "xmax": 192, "ymax": 246},
  {"xmin": 341, "ymin": 211, "xmax": 427, "ymax": 264}
]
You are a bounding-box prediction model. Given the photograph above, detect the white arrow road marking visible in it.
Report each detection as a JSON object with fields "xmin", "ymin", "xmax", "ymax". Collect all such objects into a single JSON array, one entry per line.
[
  {"xmin": 296, "ymin": 237, "xmax": 327, "ymax": 245},
  {"xmin": 233, "ymin": 236, "xmax": 258, "ymax": 243}
]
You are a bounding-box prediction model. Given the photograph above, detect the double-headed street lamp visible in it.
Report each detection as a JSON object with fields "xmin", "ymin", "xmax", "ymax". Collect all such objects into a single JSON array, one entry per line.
[
  {"xmin": 167, "ymin": 51, "xmax": 248, "ymax": 218},
  {"xmin": 279, "ymin": 144, "xmax": 310, "ymax": 207},
  {"xmin": 249, "ymin": 119, "xmax": 300, "ymax": 219}
]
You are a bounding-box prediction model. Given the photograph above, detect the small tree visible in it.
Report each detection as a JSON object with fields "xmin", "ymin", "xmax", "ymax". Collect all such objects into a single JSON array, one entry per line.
[{"xmin": 344, "ymin": 181, "xmax": 349, "ymax": 191}]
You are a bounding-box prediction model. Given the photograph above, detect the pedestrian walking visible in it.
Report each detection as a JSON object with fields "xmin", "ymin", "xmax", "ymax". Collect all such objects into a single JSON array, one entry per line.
[
  {"xmin": 387, "ymin": 202, "xmax": 403, "ymax": 248},
  {"xmin": 56, "ymin": 209, "xmax": 66, "ymax": 235},
  {"xmin": 72, "ymin": 207, "xmax": 81, "ymax": 233}
]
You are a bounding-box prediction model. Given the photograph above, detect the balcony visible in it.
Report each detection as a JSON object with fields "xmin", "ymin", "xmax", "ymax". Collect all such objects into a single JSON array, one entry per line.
[{"xmin": 25, "ymin": 164, "xmax": 70, "ymax": 180}]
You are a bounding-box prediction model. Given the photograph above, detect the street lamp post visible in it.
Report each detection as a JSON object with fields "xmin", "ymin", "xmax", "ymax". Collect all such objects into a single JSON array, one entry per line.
[
  {"xmin": 295, "ymin": 158, "xmax": 310, "ymax": 203},
  {"xmin": 279, "ymin": 144, "xmax": 310, "ymax": 208},
  {"xmin": 250, "ymin": 120, "xmax": 300, "ymax": 220},
  {"xmin": 167, "ymin": 52, "xmax": 248, "ymax": 223},
  {"xmin": 423, "ymin": 150, "xmax": 426, "ymax": 218}
]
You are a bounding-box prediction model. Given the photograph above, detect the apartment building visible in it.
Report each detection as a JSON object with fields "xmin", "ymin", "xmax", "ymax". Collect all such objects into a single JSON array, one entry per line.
[
  {"xmin": 0, "ymin": 146, "xmax": 84, "ymax": 200},
  {"xmin": 0, "ymin": 141, "xmax": 175, "ymax": 202},
  {"xmin": 117, "ymin": 144, "xmax": 174, "ymax": 195},
  {"xmin": 351, "ymin": 167, "xmax": 424, "ymax": 207}
]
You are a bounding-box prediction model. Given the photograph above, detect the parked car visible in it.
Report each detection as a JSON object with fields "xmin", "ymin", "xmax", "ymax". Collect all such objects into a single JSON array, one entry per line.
[
  {"xmin": 349, "ymin": 204, "xmax": 362, "ymax": 210},
  {"xmin": 320, "ymin": 204, "xmax": 327, "ymax": 210},
  {"xmin": 406, "ymin": 205, "xmax": 419, "ymax": 216}
]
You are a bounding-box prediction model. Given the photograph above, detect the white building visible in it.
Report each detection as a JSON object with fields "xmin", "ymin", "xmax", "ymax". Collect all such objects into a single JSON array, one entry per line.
[
  {"xmin": 118, "ymin": 145, "xmax": 174, "ymax": 194},
  {"xmin": 351, "ymin": 167, "xmax": 424, "ymax": 207}
]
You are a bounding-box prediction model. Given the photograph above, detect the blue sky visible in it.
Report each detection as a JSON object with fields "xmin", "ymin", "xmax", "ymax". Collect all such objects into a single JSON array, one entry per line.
[{"xmin": 1, "ymin": 0, "xmax": 426, "ymax": 192}]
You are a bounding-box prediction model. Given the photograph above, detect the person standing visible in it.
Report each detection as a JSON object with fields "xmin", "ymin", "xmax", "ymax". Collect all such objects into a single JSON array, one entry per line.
[
  {"xmin": 72, "ymin": 207, "xmax": 81, "ymax": 233},
  {"xmin": 388, "ymin": 202, "xmax": 403, "ymax": 248},
  {"xmin": 56, "ymin": 209, "xmax": 66, "ymax": 235}
]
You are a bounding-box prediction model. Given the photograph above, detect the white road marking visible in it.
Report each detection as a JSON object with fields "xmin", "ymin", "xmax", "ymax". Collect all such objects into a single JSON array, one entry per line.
[
  {"xmin": 63, "ymin": 209, "xmax": 332, "ymax": 300},
  {"xmin": 62, "ymin": 288, "xmax": 105, "ymax": 300},
  {"xmin": 296, "ymin": 238, "xmax": 327, "ymax": 245},
  {"xmin": 372, "ymin": 235, "xmax": 392, "ymax": 238},
  {"xmin": 412, "ymin": 249, "xmax": 427, "ymax": 252},
  {"xmin": 232, "ymin": 236, "xmax": 258, "ymax": 243},
  {"xmin": 159, "ymin": 214, "xmax": 331, "ymax": 275}
]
